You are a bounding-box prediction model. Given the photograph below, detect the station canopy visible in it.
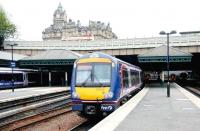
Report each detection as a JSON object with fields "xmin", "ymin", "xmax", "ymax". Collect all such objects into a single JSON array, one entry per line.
[
  {"xmin": 0, "ymin": 51, "xmax": 27, "ymax": 61},
  {"xmin": 19, "ymin": 50, "xmax": 81, "ymax": 67},
  {"xmin": 0, "ymin": 51, "xmax": 27, "ymax": 67},
  {"xmin": 138, "ymin": 45, "xmax": 192, "ymax": 63}
]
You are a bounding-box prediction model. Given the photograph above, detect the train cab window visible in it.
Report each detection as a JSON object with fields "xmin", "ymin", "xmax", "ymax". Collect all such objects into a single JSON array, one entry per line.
[
  {"xmin": 93, "ymin": 64, "xmax": 111, "ymax": 86},
  {"xmin": 76, "ymin": 64, "xmax": 92, "ymax": 86},
  {"xmin": 76, "ymin": 63, "xmax": 111, "ymax": 87}
]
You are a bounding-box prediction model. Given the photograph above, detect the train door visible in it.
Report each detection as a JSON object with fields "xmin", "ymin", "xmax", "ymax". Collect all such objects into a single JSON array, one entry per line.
[
  {"xmin": 121, "ymin": 68, "xmax": 129, "ymax": 94},
  {"xmin": 23, "ymin": 72, "xmax": 28, "ymax": 86}
]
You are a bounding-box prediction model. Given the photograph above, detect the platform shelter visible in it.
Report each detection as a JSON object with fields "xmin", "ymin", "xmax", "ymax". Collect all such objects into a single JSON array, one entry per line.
[
  {"xmin": 138, "ymin": 45, "xmax": 192, "ymax": 81},
  {"xmin": 19, "ymin": 50, "xmax": 81, "ymax": 86},
  {"xmin": 0, "ymin": 51, "xmax": 27, "ymax": 67}
]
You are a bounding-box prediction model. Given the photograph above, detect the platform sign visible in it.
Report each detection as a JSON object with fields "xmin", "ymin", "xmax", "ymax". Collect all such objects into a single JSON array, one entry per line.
[{"xmin": 10, "ymin": 62, "xmax": 16, "ymax": 68}]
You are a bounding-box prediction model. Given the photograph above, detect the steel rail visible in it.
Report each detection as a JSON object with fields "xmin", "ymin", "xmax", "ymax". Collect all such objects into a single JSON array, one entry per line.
[{"xmin": 0, "ymin": 90, "xmax": 71, "ymax": 130}]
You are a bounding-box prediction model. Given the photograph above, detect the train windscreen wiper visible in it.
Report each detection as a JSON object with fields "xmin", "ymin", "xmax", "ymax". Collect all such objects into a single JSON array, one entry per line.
[{"xmin": 81, "ymin": 73, "xmax": 92, "ymax": 87}]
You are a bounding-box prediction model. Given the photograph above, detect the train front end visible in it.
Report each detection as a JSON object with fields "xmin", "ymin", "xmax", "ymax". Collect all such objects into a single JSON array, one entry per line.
[{"xmin": 71, "ymin": 53, "xmax": 118, "ymax": 115}]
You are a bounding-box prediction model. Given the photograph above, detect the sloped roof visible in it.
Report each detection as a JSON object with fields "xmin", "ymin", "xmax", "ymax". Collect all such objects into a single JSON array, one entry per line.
[
  {"xmin": 138, "ymin": 45, "xmax": 192, "ymax": 57},
  {"xmin": 22, "ymin": 50, "xmax": 81, "ymax": 60},
  {"xmin": 0, "ymin": 51, "xmax": 27, "ymax": 61},
  {"xmin": 138, "ymin": 45, "xmax": 192, "ymax": 63},
  {"xmin": 19, "ymin": 50, "xmax": 82, "ymax": 66}
]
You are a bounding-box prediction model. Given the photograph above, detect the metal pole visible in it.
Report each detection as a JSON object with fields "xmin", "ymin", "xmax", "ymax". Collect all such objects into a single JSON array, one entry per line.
[
  {"xmin": 160, "ymin": 30, "xmax": 176, "ymax": 97},
  {"xmin": 11, "ymin": 45, "xmax": 14, "ymax": 92},
  {"xmin": 167, "ymin": 33, "xmax": 170, "ymax": 97}
]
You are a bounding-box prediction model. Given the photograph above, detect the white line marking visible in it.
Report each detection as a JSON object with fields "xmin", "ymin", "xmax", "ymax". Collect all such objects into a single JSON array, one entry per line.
[
  {"xmin": 176, "ymin": 98, "xmax": 190, "ymax": 101},
  {"xmin": 143, "ymin": 104, "xmax": 153, "ymax": 107},
  {"xmin": 182, "ymin": 107, "xmax": 193, "ymax": 110},
  {"xmin": 89, "ymin": 88, "xmax": 149, "ymax": 131}
]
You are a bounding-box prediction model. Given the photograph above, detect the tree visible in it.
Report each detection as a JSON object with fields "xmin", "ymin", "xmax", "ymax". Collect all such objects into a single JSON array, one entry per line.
[{"xmin": 0, "ymin": 7, "xmax": 16, "ymax": 50}]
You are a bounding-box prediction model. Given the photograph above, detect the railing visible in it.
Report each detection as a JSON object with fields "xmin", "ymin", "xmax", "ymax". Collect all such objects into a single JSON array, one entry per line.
[{"xmin": 4, "ymin": 35, "xmax": 200, "ymax": 50}]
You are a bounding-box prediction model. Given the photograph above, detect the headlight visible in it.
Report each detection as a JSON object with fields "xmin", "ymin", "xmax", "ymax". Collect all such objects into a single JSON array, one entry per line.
[
  {"xmin": 104, "ymin": 92, "xmax": 114, "ymax": 99},
  {"xmin": 72, "ymin": 92, "xmax": 80, "ymax": 99},
  {"xmin": 112, "ymin": 63, "xmax": 115, "ymax": 67}
]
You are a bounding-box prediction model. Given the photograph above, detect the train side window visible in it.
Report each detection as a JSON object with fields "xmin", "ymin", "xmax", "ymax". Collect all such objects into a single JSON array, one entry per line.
[
  {"xmin": 136, "ymin": 72, "xmax": 139, "ymax": 84},
  {"xmin": 122, "ymin": 69, "xmax": 129, "ymax": 88},
  {"xmin": 130, "ymin": 71, "xmax": 134, "ymax": 86},
  {"xmin": 130, "ymin": 70, "xmax": 138, "ymax": 86}
]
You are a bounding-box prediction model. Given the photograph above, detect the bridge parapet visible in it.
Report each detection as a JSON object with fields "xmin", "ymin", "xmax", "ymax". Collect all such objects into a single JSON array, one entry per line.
[{"xmin": 4, "ymin": 35, "xmax": 200, "ymax": 51}]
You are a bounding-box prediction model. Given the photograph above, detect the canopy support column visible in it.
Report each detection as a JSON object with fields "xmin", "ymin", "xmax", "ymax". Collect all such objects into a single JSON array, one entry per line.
[
  {"xmin": 65, "ymin": 72, "xmax": 68, "ymax": 86},
  {"xmin": 49, "ymin": 72, "xmax": 51, "ymax": 87}
]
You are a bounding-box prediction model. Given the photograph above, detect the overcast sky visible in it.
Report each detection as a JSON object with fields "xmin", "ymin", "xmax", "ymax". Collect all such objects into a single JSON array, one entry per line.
[{"xmin": 1, "ymin": 0, "xmax": 200, "ymax": 40}]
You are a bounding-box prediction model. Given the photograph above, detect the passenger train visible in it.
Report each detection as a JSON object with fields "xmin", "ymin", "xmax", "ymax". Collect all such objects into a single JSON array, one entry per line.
[
  {"xmin": 0, "ymin": 67, "xmax": 38, "ymax": 89},
  {"xmin": 71, "ymin": 52, "xmax": 143, "ymax": 115},
  {"xmin": 144, "ymin": 71, "xmax": 192, "ymax": 82}
]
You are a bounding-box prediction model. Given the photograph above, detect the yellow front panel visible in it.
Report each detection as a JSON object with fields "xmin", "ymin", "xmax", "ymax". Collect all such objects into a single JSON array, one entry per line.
[
  {"xmin": 77, "ymin": 58, "xmax": 112, "ymax": 63},
  {"xmin": 76, "ymin": 87, "xmax": 110, "ymax": 100}
]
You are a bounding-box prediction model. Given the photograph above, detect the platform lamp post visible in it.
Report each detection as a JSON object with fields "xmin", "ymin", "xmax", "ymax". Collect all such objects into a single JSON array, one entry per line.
[
  {"xmin": 7, "ymin": 43, "xmax": 18, "ymax": 92},
  {"xmin": 159, "ymin": 30, "xmax": 176, "ymax": 97}
]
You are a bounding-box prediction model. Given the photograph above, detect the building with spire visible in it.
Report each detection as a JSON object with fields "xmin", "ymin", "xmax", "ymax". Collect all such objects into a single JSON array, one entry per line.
[{"xmin": 42, "ymin": 3, "xmax": 117, "ymax": 41}]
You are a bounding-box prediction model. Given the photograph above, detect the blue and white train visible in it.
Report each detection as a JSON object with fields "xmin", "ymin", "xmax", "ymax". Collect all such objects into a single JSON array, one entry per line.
[
  {"xmin": 0, "ymin": 67, "xmax": 35, "ymax": 89},
  {"xmin": 71, "ymin": 52, "xmax": 143, "ymax": 115}
]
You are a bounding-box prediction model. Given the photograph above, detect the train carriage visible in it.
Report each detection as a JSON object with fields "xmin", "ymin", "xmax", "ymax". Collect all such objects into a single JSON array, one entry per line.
[
  {"xmin": 0, "ymin": 67, "xmax": 39, "ymax": 89},
  {"xmin": 71, "ymin": 52, "xmax": 143, "ymax": 115}
]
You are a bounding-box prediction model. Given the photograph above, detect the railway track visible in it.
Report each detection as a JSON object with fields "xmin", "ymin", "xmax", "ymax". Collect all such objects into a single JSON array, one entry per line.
[
  {"xmin": 0, "ymin": 90, "xmax": 71, "ymax": 130},
  {"xmin": 183, "ymin": 86, "xmax": 200, "ymax": 97},
  {"xmin": 69, "ymin": 116, "xmax": 104, "ymax": 131},
  {"xmin": 177, "ymin": 81, "xmax": 200, "ymax": 98},
  {"xmin": 69, "ymin": 88, "xmax": 142, "ymax": 131},
  {"xmin": 0, "ymin": 86, "xmax": 143, "ymax": 130}
]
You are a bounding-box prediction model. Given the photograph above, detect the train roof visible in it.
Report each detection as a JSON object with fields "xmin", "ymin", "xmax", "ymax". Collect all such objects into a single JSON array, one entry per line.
[
  {"xmin": 0, "ymin": 67, "xmax": 37, "ymax": 72},
  {"xmin": 77, "ymin": 52, "xmax": 141, "ymax": 70}
]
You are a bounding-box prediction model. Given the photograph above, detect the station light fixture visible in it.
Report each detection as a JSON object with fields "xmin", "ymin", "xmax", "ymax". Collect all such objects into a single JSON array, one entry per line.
[
  {"xmin": 7, "ymin": 43, "xmax": 18, "ymax": 92},
  {"xmin": 159, "ymin": 30, "xmax": 176, "ymax": 97}
]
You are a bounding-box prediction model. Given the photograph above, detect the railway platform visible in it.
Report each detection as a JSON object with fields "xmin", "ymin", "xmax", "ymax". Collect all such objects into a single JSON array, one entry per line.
[
  {"xmin": 0, "ymin": 86, "xmax": 69, "ymax": 102},
  {"xmin": 90, "ymin": 83, "xmax": 200, "ymax": 131}
]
